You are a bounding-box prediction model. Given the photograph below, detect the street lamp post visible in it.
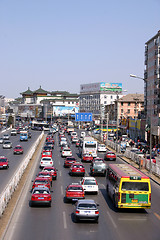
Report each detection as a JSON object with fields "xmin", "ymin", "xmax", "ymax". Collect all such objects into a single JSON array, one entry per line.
[{"xmin": 130, "ymin": 74, "xmax": 152, "ymax": 172}]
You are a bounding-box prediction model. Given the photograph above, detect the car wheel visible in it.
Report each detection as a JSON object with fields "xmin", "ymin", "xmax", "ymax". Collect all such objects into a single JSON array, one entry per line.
[
  {"xmin": 74, "ymin": 215, "xmax": 79, "ymax": 223},
  {"xmin": 95, "ymin": 218, "xmax": 99, "ymax": 224},
  {"xmin": 48, "ymin": 202, "xmax": 51, "ymax": 207}
]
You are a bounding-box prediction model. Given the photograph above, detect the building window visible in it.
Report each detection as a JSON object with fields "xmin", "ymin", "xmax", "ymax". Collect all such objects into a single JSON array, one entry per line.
[
  {"xmin": 68, "ymin": 102, "xmax": 70, "ymax": 104},
  {"xmin": 104, "ymin": 101, "xmax": 107, "ymax": 104},
  {"xmin": 111, "ymin": 96, "xmax": 112, "ymax": 99},
  {"xmin": 128, "ymin": 109, "xmax": 130, "ymax": 114},
  {"xmin": 121, "ymin": 109, "xmax": 123, "ymax": 113},
  {"xmin": 128, "ymin": 102, "xmax": 130, "ymax": 106},
  {"xmin": 72, "ymin": 102, "xmax": 74, "ymax": 104},
  {"xmin": 121, "ymin": 102, "xmax": 123, "ymax": 106}
]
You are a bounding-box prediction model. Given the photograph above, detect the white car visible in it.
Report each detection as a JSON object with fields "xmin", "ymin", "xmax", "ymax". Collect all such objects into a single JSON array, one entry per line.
[
  {"xmin": 3, "ymin": 141, "xmax": 12, "ymax": 149},
  {"xmin": 0, "ymin": 138, "xmax": 4, "ymax": 144},
  {"xmin": 11, "ymin": 129, "xmax": 17, "ymax": 136},
  {"xmin": 80, "ymin": 177, "xmax": 98, "ymax": 194},
  {"xmin": 3, "ymin": 134, "xmax": 10, "ymax": 140},
  {"xmin": 98, "ymin": 144, "xmax": 106, "ymax": 152},
  {"xmin": 80, "ymin": 132, "xmax": 86, "ymax": 138},
  {"xmin": 61, "ymin": 148, "xmax": 72, "ymax": 157},
  {"xmin": 71, "ymin": 137, "xmax": 78, "ymax": 143},
  {"xmin": 40, "ymin": 157, "xmax": 54, "ymax": 168}
]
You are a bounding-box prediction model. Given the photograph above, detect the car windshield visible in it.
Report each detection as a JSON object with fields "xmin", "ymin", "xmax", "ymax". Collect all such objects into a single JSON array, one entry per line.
[
  {"xmin": 78, "ymin": 203, "xmax": 97, "ymax": 209},
  {"xmin": 0, "ymin": 159, "xmax": 7, "ymax": 162},
  {"xmin": 4, "ymin": 141, "xmax": 10, "ymax": 144},
  {"xmin": 68, "ymin": 187, "xmax": 83, "ymax": 191},
  {"xmin": 43, "ymin": 152, "xmax": 51, "ymax": 155},
  {"xmin": 107, "ymin": 153, "xmax": 115, "ymax": 156},
  {"xmin": 84, "ymin": 180, "xmax": 96, "ymax": 185},
  {"xmin": 121, "ymin": 182, "xmax": 149, "ymax": 191},
  {"xmin": 85, "ymin": 143, "xmax": 96, "ymax": 148},
  {"xmin": 33, "ymin": 189, "xmax": 49, "ymax": 194},
  {"xmin": 15, "ymin": 146, "xmax": 22, "ymax": 149}
]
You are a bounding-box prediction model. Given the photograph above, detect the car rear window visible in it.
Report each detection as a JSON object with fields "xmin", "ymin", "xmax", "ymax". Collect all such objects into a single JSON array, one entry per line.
[
  {"xmin": 78, "ymin": 203, "xmax": 96, "ymax": 209},
  {"xmin": 0, "ymin": 159, "xmax": 7, "ymax": 162},
  {"xmin": 42, "ymin": 158, "xmax": 52, "ymax": 161},
  {"xmin": 33, "ymin": 190, "xmax": 49, "ymax": 194},
  {"xmin": 84, "ymin": 180, "xmax": 96, "ymax": 185},
  {"xmin": 35, "ymin": 180, "xmax": 48, "ymax": 184},
  {"xmin": 68, "ymin": 187, "xmax": 83, "ymax": 191}
]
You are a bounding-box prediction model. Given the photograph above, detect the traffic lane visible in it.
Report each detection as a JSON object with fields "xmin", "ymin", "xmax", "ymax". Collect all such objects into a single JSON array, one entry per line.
[
  {"xmin": 0, "ymin": 130, "xmax": 41, "ymax": 193},
  {"xmin": 66, "ymin": 140, "xmax": 160, "ymax": 240},
  {"xmin": 7, "ymin": 133, "xmax": 119, "ymax": 240},
  {"xmin": 4, "ymin": 132, "xmax": 160, "ymax": 240}
]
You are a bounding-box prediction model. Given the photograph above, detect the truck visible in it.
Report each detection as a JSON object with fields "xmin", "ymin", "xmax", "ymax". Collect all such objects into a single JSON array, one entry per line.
[{"xmin": 20, "ymin": 131, "xmax": 28, "ymax": 141}]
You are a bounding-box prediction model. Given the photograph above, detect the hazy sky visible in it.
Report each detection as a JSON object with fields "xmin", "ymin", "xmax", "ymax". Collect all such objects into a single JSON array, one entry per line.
[{"xmin": 0, "ymin": 0, "xmax": 160, "ymax": 98}]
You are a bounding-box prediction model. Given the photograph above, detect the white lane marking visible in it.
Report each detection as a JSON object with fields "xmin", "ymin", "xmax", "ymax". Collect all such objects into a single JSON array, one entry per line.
[
  {"xmin": 63, "ymin": 211, "xmax": 67, "ymax": 229},
  {"xmin": 61, "ymin": 185, "xmax": 64, "ymax": 195},
  {"xmin": 118, "ymin": 218, "xmax": 147, "ymax": 221},
  {"xmin": 59, "ymin": 170, "xmax": 62, "ymax": 177},
  {"xmin": 107, "ymin": 211, "xmax": 117, "ymax": 228}
]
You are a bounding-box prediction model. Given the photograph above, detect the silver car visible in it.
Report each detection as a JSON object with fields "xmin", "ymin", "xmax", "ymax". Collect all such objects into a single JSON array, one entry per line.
[
  {"xmin": 3, "ymin": 141, "xmax": 12, "ymax": 149},
  {"xmin": 0, "ymin": 138, "xmax": 4, "ymax": 144},
  {"xmin": 74, "ymin": 199, "xmax": 99, "ymax": 223},
  {"xmin": 3, "ymin": 134, "xmax": 10, "ymax": 140}
]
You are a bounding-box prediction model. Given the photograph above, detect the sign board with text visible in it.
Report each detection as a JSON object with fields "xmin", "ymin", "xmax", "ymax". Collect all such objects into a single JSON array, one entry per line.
[{"xmin": 75, "ymin": 113, "xmax": 92, "ymax": 122}]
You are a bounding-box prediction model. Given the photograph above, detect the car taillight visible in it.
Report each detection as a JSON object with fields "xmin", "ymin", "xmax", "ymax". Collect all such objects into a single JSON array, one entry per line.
[
  {"xmin": 31, "ymin": 196, "xmax": 35, "ymax": 200},
  {"xmin": 96, "ymin": 180, "xmax": 98, "ymax": 185},
  {"xmin": 62, "ymin": 152, "xmax": 64, "ymax": 154},
  {"xmin": 92, "ymin": 169, "xmax": 94, "ymax": 172},
  {"xmin": 47, "ymin": 196, "xmax": 51, "ymax": 200},
  {"xmin": 76, "ymin": 210, "xmax": 80, "ymax": 214},
  {"xmin": 50, "ymin": 162, "xmax": 52, "ymax": 164},
  {"xmin": 149, "ymin": 193, "xmax": 151, "ymax": 202},
  {"xmin": 95, "ymin": 210, "xmax": 99, "ymax": 214},
  {"xmin": 118, "ymin": 192, "xmax": 120, "ymax": 201},
  {"xmin": 32, "ymin": 184, "xmax": 35, "ymax": 188}
]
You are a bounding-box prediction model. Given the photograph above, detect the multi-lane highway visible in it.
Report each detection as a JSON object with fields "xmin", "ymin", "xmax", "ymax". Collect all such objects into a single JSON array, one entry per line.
[
  {"xmin": 2, "ymin": 130, "xmax": 160, "ymax": 240},
  {"xmin": 0, "ymin": 129, "xmax": 41, "ymax": 193}
]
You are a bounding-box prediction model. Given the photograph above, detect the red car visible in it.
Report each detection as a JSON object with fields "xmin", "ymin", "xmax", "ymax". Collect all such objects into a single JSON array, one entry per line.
[
  {"xmin": 37, "ymin": 171, "xmax": 52, "ymax": 184},
  {"xmin": 65, "ymin": 183, "xmax": 85, "ymax": 202},
  {"xmin": 41, "ymin": 150, "xmax": 52, "ymax": 158},
  {"xmin": 104, "ymin": 151, "xmax": 116, "ymax": 161},
  {"xmin": 0, "ymin": 156, "xmax": 9, "ymax": 169},
  {"xmin": 30, "ymin": 187, "xmax": 52, "ymax": 207},
  {"xmin": 69, "ymin": 163, "xmax": 85, "ymax": 176},
  {"xmin": 82, "ymin": 153, "xmax": 93, "ymax": 162},
  {"xmin": 32, "ymin": 177, "xmax": 51, "ymax": 190},
  {"xmin": 64, "ymin": 157, "xmax": 76, "ymax": 168},
  {"xmin": 13, "ymin": 145, "xmax": 23, "ymax": 155},
  {"xmin": 43, "ymin": 166, "xmax": 57, "ymax": 180}
]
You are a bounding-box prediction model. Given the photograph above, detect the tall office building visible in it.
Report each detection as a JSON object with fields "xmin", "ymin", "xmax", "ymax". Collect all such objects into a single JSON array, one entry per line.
[{"xmin": 144, "ymin": 30, "xmax": 160, "ymax": 143}]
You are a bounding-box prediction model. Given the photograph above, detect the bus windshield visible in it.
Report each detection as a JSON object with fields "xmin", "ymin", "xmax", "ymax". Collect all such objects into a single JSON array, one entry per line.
[
  {"xmin": 121, "ymin": 182, "xmax": 149, "ymax": 191},
  {"xmin": 84, "ymin": 143, "xmax": 96, "ymax": 149}
]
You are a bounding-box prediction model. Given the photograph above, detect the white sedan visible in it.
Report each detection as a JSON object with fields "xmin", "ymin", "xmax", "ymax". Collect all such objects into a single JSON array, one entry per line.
[
  {"xmin": 61, "ymin": 148, "xmax": 72, "ymax": 157},
  {"xmin": 80, "ymin": 177, "xmax": 99, "ymax": 194},
  {"xmin": 40, "ymin": 157, "xmax": 54, "ymax": 168},
  {"xmin": 98, "ymin": 144, "xmax": 106, "ymax": 152}
]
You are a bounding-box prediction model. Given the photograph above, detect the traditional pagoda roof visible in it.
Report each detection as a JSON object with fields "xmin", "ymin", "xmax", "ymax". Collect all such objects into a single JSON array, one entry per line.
[
  {"xmin": 33, "ymin": 86, "xmax": 49, "ymax": 95},
  {"xmin": 21, "ymin": 87, "xmax": 33, "ymax": 96}
]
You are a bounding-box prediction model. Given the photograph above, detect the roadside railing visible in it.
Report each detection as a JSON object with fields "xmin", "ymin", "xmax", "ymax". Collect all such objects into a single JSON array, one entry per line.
[
  {"xmin": 91, "ymin": 132, "xmax": 160, "ymax": 179},
  {"xmin": 0, "ymin": 131, "xmax": 44, "ymax": 217}
]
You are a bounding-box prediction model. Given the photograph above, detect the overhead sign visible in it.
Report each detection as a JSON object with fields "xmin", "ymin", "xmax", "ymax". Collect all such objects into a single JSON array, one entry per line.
[{"xmin": 75, "ymin": 113, "xmax": 92, "ymax": 122}]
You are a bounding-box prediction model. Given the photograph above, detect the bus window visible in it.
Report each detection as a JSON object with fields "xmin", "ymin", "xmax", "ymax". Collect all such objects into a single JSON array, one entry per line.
[{"xmin": 121, "ymin": 182, "xmax": 149, "ymax": 191}]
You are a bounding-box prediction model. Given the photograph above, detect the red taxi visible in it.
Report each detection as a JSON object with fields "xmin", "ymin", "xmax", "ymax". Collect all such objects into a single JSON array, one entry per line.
[
  {"xmin": 69, "ymin": 163, "xmax": 85, "ymax": 176},
  {"xmin": 41, "ymin": 150, "xmax": 52, "ymax": 158},
  {"xmin": 82, "ymin": 153, "xmax": 93, "ymax": 162},
  {"xmin": 43, "ymin": 166, "xmax": 57, "ymax": 180},
  {"xmin": 30, "ymin": 187, "xmax": 52, "ymax": 207},
  {"xmin": 13, "ymin": 145, "xmax": 24, "ymax": 155},
  {"xmin": 32, "ymin": 177, "xmax": 51, "ymax": 190},
  {"xmin": 104, "ymin": 151, "xmax": 116, "ymax": 161},
  {"xmin": 65, "ymin": 183, "xmax": 85, "ymax": 202},
  {"xmin": 37, "ymin": 171, "xmax": 52, "ymax": 184},
  {"xmin": 0, "ymin": 156, "xmax": 9, "ymax": 169},
  {"xmin": 64, "ymin": 157, "xmax": 76, "ymax": 168}
]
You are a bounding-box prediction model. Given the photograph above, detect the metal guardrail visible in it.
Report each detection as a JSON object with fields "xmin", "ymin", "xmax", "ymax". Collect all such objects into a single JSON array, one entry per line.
[
  {"xmin": 0, "ymin": 131, "xmax": 44, "ymax": 217},
  {"xmin": 91, "ymin": 132, "xmax": 160, "ymax": 179}
]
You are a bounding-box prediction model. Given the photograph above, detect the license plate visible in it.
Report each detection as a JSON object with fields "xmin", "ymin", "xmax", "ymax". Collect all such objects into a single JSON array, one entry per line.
[
  {"xmin": 84, "ymin": 211, "xmax": 91, "ymax": 213},
  {"xmin": 132, "ymin": 199, "xmax": 138, "ymax": 203},
  {"xmin": 77, "ymin": 170, "xmax": 81, "ymax": 171},
  {"xmin": 72, "ymin": 199, "xmax": 78, "ymax": 201},
  {"xmin": 38, "ymin": 197, "xmax": 44, "ymax": 200},
  {"xmin": 87, "ymin": 186, "xmax": 92, "ymax": 188},
  {"xmin": 38, "ymin": 185, "xmax": 44, "ymax": 187}
]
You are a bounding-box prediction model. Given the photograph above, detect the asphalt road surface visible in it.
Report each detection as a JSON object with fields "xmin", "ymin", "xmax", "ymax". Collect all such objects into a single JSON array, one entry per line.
[{"xmin": 2, "ymin": 130, "xmax": 160, "ymax": 240}]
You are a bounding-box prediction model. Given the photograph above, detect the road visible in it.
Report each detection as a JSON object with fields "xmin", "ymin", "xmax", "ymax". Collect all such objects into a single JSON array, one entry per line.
[
  {"xmin": 0, "ymin": 129, "xmax": 41, "ymax": 193},
  {"xmin": 2, "ymin": 130, "xmax": 160, "ymax": 240}
]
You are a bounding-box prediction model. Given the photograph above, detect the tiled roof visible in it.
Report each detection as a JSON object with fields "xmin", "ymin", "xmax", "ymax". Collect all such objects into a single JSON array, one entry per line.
[
  {"xmin": 118, "ymin": 94, "xmax": 144, "ymax": 102},
  {"xmin": 33, "ymin": 86, "xmax": 49, "ymax": 94},
  {"xmin": 21, "ymin": 87, "xmax": 33, "ymax": 95}
]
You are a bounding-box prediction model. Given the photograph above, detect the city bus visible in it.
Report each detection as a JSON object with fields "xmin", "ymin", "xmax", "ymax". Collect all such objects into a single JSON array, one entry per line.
[
  {"xmin": 79, "ymin": 136, "xmax": 97, "ymax": 158},
  {"xmin": 106, "ymin": 164, "xmax": 151, "ymax": 209},
  {"xmin": 31, "ymin": 120, "xmax": 50, "ymax": 131}
]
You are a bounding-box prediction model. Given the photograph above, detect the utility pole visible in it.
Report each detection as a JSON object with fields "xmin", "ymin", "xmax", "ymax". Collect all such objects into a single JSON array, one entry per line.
[{"xmin": 106, "ymin": 112, "xmax": 109, "ymax": 146}]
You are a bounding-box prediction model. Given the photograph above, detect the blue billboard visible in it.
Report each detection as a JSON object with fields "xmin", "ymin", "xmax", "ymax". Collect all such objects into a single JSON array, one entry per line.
[{"xmin": 75, "ymin": 113, "xmax": 92, "ymax": 122}]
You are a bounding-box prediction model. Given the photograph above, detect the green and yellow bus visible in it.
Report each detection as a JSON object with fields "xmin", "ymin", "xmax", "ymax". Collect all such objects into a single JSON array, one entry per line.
[{"xmin": 106, "ymin": 164, "xmax": 151, "ymax": 209}]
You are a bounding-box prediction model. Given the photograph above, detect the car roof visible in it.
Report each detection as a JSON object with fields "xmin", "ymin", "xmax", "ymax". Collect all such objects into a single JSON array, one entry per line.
[
  {"xmin": 33, "ymin": 187, "xmax": 50, "ymax": 191},
  {"xmin": 35, "ymin": 177, "xmax": 49, "ymax": 180},
  {"xmin": 77, "ymin": 199, "xmax": 96, "ymax": 204},
  {"xmin": 82, "ymin": 177, "xmax": 95, "ymax": 180}
]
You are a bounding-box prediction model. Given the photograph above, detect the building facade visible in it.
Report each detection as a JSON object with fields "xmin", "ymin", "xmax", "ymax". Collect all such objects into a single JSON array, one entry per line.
[
  {"xmin": 80, "ymin": 82, "xmax": 124, "ymax": 119},
  {"xmin": 144, "ymin": 30, "xmax": 160, "ymax": 144}
]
